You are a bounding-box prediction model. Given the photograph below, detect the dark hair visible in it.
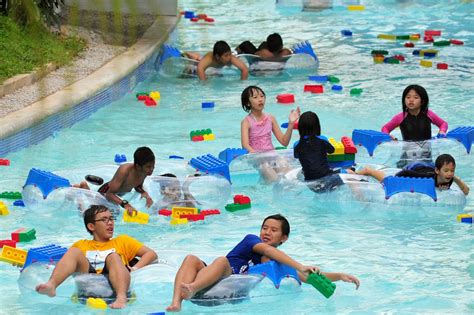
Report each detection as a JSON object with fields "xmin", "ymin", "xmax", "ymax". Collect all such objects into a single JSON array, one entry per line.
[
  {"xmin": 298, "ymin": 111, "xmax": 321, "ymax": 138},
  {"xmin": 236, "ymin": 40, "xmax": 257, "ymax": 55},
  {"xmin": 213, "ymin": 41, "xmax": 231, "ymax": 57},
  {"xmin": 435, "ymin": 154, "xmax": 455, "ymax": 169},
  {"xmin": 159, "ymin": 173, "xmax": 179, "ymax": 189},
  {"xmin": 402, "ymin": 85, "xmax": 429, "ymax": 114},
  {"xmin": 241, "ymin": 86, "xmax": 266, "ymax": 112},
  {"xmin": 267, "ymin": 33, "xmax": 283, "ymax": 53},
  {"xmin": 83, "ymin": 205, "xmax": 109, "ymax": 235},
  {"xmin": 134, "ymin": 146, "xmax": 155, "ymax": 166},
  {"xmin": 262, "ymin": 214, "xmax": 290, "ymax": 236}
]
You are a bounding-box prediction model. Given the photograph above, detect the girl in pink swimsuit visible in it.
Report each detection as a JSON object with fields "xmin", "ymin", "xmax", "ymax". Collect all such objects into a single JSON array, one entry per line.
[{"xmin": 240, "ymin": 85, "xmax": 300, "ymax": 182}]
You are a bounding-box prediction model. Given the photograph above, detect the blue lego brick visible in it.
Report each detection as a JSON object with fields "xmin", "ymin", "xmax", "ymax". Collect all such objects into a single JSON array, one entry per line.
[
  {"xmin": 22, "ymin": 244, "xmax": 68, "ymax": 269},
  {"xmin": 341, "ymin": 30, "xmax": 353, "ymax": 36},
  {"xmin": 308, "ymin": 75, "xmax": 328, "ymax": 82},
  {"xmin": 189, "ymin": 154, "xmax": 230, "ymax": 182},
  {"xmin": 201, "ymin": 102, "xmax": 215, "ymax": 108},
  {"xmin": 13, "ymin": 200, "xmax": 25, "ymax": 207},
  {"xmin": 328, "ymin": 160, "xmax": 355, "ymax": 169},
  {"xmin": 461, "ymin": 217, "xmax": 472, "ymax": 224},
  {"xmin": 114, "ymin": 154, "xmax": 127, "ymax": 163},
  {"xmin": 157, "ymin": 44, "xmax": 182, "ymax": 65},
  {"xmin": 218, "ymin": 148, "xmax": 248, "ymax": 164},
  {"xmin": 382, "ymin": 176, "xmax": 437, "ymax": 201},
  {"xmin": 248, "ymin": 261, "xmax": 301, "ymax": 288},
  {"xmin": 169, "ymin": 155, "xmax": 184, "ymax": 160},
  {"xmin": 23, "ymin": 168, "xmax": 71, "ymax": 199},
  {"xmin": 351, "ymin": 129, "xmax": 392, "ymax": 156},
  {"xmin": 292, "ymin": 41, "xmax": 318, "ymax": 61},
  {"xmin": 446, "ymin": 126, "xmax": 474, "ymax": 153}
]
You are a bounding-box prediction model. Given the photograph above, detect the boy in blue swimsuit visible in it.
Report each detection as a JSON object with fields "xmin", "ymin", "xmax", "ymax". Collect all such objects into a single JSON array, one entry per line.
[{"xmin": 166, "ymin": 214, "xmax": 360, "ymax": 312}]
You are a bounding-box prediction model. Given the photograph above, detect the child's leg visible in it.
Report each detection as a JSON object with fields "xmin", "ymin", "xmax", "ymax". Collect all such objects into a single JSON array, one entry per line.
[
  {"xmin": 167, "ymin": 255, "xmax": 206, "ymax": 312},
  {"xmin": 104, "ymin": 253, "xmax": 131, "ymax": 309},
  {"xmin": 356, "ymin": 167, "xmax": 386, "ymax": 183},
  {"xmin": 73, "ymin": 181, "xmax": 90, "ymax": 190},
  {"xmin": 259, "ymin": 162, "xmax": 279, "ymax": 183},
  {"xmin": 181, "ymin": 256, "xmax": 232, "ymax": 299}
]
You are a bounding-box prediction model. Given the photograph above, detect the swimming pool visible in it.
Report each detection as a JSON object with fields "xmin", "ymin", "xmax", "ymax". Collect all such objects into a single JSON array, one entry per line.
[{"xmin": 1, "ymin": 0, "xmax": 473, "ymax": 313}]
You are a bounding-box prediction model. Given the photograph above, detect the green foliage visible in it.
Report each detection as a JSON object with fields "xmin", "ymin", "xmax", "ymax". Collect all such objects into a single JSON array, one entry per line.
[
  {"xmin": 6, "ymin": 0, "xmax": 64, "ymax": 28},
  {"xmin": 0, "ymin": 15, "xmax": 86, "ymax": 83}
]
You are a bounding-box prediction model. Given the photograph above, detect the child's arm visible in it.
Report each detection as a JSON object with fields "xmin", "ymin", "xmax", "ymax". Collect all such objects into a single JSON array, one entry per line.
[
  {"xmin": 253, "ymin": 242, "xmax": 319, "ymax": 276},
  {"xmin": 230, "ymin": 55, "xmax": 249, "ymax": 80},
  {"xmin": 272, "ymin": 107, "xmax": 301, "ymax": 147},
  {"xmin": 105, "ymin": 166, "xmax": 137, "ymax": 215},
  {"xmin": 196, "ymin": 53, "xmax": 213, "ymax": 81},
  {"xmin": 453, "ymin": 176, "xmax": 470, "ymax": 195},
  {"xmin": 381, "ymin": 113, "xmax": 404, "ymax": 140},
  {"xmin": 135, "ymin": 184, "xmax": 153, "ymax": 208},
  {"xmin": 427, "ymin": 110, "xmax": 448, "ymax": 135},
  {"xmin": 241, "ymin": 118, "xmax": 255, "ymax": 153}
]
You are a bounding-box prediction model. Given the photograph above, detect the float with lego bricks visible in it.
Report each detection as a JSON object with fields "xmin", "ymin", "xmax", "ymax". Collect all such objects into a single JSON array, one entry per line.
[
  {"xmin": 273, "ymin": 166, "xmax": 466, "ymax": 213},
  {"xmin": 352, "ymin": 127, "xmax": 473, "ymax": 168}
]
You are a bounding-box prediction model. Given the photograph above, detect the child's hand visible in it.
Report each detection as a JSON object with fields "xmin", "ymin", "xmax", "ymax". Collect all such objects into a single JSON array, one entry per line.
[
  {"xmin": 299, "ymin": 265, "xmax": 320, "ymax": 276},
  {"xmin": 437, "ymin": 131, "xmax": 446, "ymax": 138},
  {"xmin": 125, "ymin": 204, "xmax": 138, "ymax": 216},
  {"xmin": 438, "ymin": 183, "xmax": 450, "ymax": 191},
  {"xmin": 339, "ymin": 273, "xmax": 360, "ymax": 289},
  {"xmin": 390, "ymin": 134, "xmax": 398, "ymax": 141},
  {"xmin": 288, "ymin": 106, "xmax": 301, "ymax": 124},
  {"xmin": 141, "ymin": 192, "xmax": 153, "ymax": 208}
]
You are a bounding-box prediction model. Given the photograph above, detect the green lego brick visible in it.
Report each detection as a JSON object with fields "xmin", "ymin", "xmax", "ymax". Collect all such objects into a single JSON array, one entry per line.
[
  {"xmin": 396, "ymin": 35, "xmax": 410, "ymax": 40},
  {"xmin": 343, "ymin": 153, "xmax": 355, "ymax": 161},
  {"xmin": 225, "ymin": 203, "xmax": 251, "ymax": 212},
  {"xmin": 371, "ymin": 50, "xmax": 389, "ymax": 55},
  {"xmin": 19, "ymin": 228, "xmax": 36, "ymax": 242},
  {"xmin": 0, "ymin": 191, "xmax": 22, "ymax": 199},
  {"xmin": 307, "ymin": 273, "xmax": 336, "ymax": 298},
  {"xmin": 328, "ymin": 75, "xmax": 340, "ymax": 83},
  {"xmin": 275, "ymin": 146, "xmax": 287, "ymax": 150},
  {"xmin": 327, "ymin": 154, "xmax": 345, "ymax": 162}
]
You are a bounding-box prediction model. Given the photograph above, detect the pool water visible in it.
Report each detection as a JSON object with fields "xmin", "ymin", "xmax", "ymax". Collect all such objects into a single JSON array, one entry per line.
[{"xmin": 1, "ymin": 0, "xmax": 473, "ymax": 313}]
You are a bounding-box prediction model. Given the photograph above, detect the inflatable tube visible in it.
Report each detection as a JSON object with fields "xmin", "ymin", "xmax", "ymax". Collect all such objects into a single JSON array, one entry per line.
[
  {"xmin": 156, "ymin": 55, "xmax": 235, "ymax": 78},
  {"xmin": 147, "ymin": 174, "xmax": 231, "ymax": 210},
  {"xmin": 273, "ymin": 167, "xmax": 467, "ymax": 213},
  {"xmin": 238, "ymin": 53, "xmax": 318, "ymax": 73},
  {"xmin": 72, "ymin": 273, "xmax": 136, "ymax": 304}
]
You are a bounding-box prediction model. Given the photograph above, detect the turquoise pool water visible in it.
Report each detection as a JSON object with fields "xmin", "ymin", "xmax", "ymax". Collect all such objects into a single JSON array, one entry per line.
[{"xmin": 1, "ymin": 0, "xmax": 473, "ymax": 313}]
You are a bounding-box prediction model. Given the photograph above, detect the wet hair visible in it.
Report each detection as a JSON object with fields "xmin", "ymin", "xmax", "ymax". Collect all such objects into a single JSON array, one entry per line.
[
  {"xmin": 241, "ymin": 85, "xmax": 266, "ymax": 112},
  {"xmin": 298, "ymin": 111, "xmax": 321, "ymax": 138},
  {"xmin": 83, "ymin": 205, "xmax": 110, "ymax": 235},
  {"xmin": 435, "ymin": 154, "xmax": 455, "ymax": 170},
  {"xmin": 267, "ymin": 33, "xmax": 283, "ymax": 53},
  {"xmin": 159, "ymin": 173, "xmax": 180, "ymax": 190},
  {"xmin": 236, "ymin": 40, "xmax": 257, "ymax": 55},
  {"xmin": 213, "ymin": 41, "xmax": 231, "ymax": 57},
  {"xmin": 262, "ymin": 214, "xmax": 290, "ymax": 237},
  {"xmin": 402, "ymin": 85, "xmax": 429, "ymax": 114},
  {"xmin": 134, "ymin": 146, "xmax": 155, "ymax": 166}
]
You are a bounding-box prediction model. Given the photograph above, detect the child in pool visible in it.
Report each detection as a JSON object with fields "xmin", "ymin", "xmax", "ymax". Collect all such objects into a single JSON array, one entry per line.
[
  {"xmin": 241, "ymin": 85, "xmax": 300, "ymax": 182},
  {"xmin": 166, "ymin": 214, "xmax": 360, "ymax": 312},
  {"xmin": 184, "ymin": 41, "xmax": 248, "ymax": 81},
  {"xmin": 350, "ymin": 154, "xmax": 469, "ymax": 195},
  {"xmin": 382, "ymin": 84, "xmax": 448, "ymax": 141},
  {"xmin": 156, "ymin": 173, "xmax": 198, "ymax": 208},
  {"xmin": 236, "ymin": 33, "xmax": 292, "ymax": 59},
  {"xmin": 294, "ymin": 111, "xmax": 345, "ymax": 192}
]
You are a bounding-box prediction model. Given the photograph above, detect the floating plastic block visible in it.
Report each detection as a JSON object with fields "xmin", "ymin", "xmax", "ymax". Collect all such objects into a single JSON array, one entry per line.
[
  {"xmin": 308, "ymin": 75, "xmax": 328, "ymax": 82},
  {"xmin": 341, "ymin": 136, "xmax": 357, "ymax": 154},
  {"xmin": 410, "ymin": 34, "xmax": 420, "ymax": 40},
  {"xmin": 234, "ymin": 195, "xmax": 251, "ymax": 204},
  {"xmin": 158, "ymin": 209, "xmax": 172, "ymax": 216},
  {"xmin": 280, "ymin": 121, "xmax": 299, "ymax": 129},
  {"xmin": 396, "ymin": 35, "xmax": 410, "ymax": 40},
  {"xmin": 382, "ymin": 176, "xmax": 437, "ymax": 201},
  {"xmin": 189, "ymin": 154, "xmax": 230, "ymax": 182},
  {"xmin": 347, "ymin": 4, "xmax": 365, "ymax": 10},
  {"xmin": 446, "ymin": 126, "xmax": 474, "ymax": 153},
  {"xmin": 419, "ymin": 49, "xmax": 438, "ymax": 58},
  {"xmin": 331, "ymin": 85, "xmax": 343, "ymax": 91},
  {"xmin": 341, "ymin": 30, "xmax": 352, "ymax": 36},
  {"xmin": 170, "ymin": 217, "xmax": 188, "ymax": 225},
  {"xmin": 292, "ymin": 40, "xmax": 318, "ymax": 61},
  {"xmin": 0, "ymin": 191, "xmax": 22, "ymax": 199},
  {"xmin": 412, "ymin": 50, "xmax": 420, "ymax": 56},
  {"xmin": 371, "ymin": 50, "xmax": 388, "ymax": 55},
  {"xmin": 373, "ymin": 56, "xmax": 384, "ymax": 64},
  {"xmin": 425, "ymin": 30, "xmax": 441, "ymax": 36},
  {"xmin": 190, "ymin": 129, "xmax": 213, "ymax": 140},
  {"xmin": 393, "ymin": 55, "xmax": 405, "ymax": 62},
  {"xmin": 328, "ymin": 138, "xmax": 344, "ymax": 155},
  {"xmin": 328, "ymin": 75, "xmax": 340, "ymax": 83},
  {"xmin": 384, "ymin": 57, "xmax": 400, "ymax": 64},
  {"xmin": 404, "ymin": 42, "xmax": 415, "ymax": 48},
  {"xmin": 433, "ymin": 40, "xmax": 451, "ymax": 47},
  {"xmin": 204, "ymin": 17, "xmax": 215, "ymax": 22},
  {"xmin": 202, "ymin": 101, "xmax": 215, "ymax": 108},
  {"xmin": 123, "ymin": 210, "xmax": 149, "ymax": 224},
  {"xmin": 197, "ymin": 13, "xmax": 207, "ymax": 19},
  {"xmin": 149, "ymin": 91, "xmax": 161, "ymax": 100},
  {"xmin": 191, "ymin": 135, "xmax": 204, "ymax": 142},
  {"xmin": 225, "ymin": 202, "xmax": 251, "ymax": 212},
  {"xmin": 12, "ymin": 228, "xmax": 36, "ymax": 242},
  {"xmin": 184, "ymin": 11, "xmax": 195, "ymax": 18},
  {"xmin": 218, "ymin": 148, "xmax": 248, "ymax": 164},
  {"xmin": 0, "ymin": 240, "xmax": 16, "ymax": 248},
  {"xmin": 437, "ymin": 63, "xmax": 448, "ymax": 70},
  {"xmin": 450, "ymin": 39, "xmax": 464, "ymax": 45},
  {"xmin": 276, "ymin": 94, "xmax": 295, "ymax": 104},
  {"xmin": 328, "ymin": 160, "xmax": 355, "ymax": 169},
  {"xmin": 157, "ymin": 44, "xmax": 182, "ymax": 65},
  {"xmin": 171, "ymin": 206, "xmax": 198, "ymax": 219},
  {"xmin": 0, "ymin": 159, "xmax": 10, "ymax": 166},
  {"xmin": 14, "ymin": 199, "xmax": 25, "ymax": 208},
  {"xmin": 304, "ymin": 84, "xmax": 324, "ymax": 94},
  {"xmin": 203, "ymin": 134, "xmax": 215, "ymax": 141},
  {"xmin": 327, "ymin": 154, "xmax": 345, "ymax": 162},
  {"xmin": 423, "ymin": 35, "xmax": 434, "ymax": 42},
  {"xmin": 86, "ymin": 297, "xmax": 107, "ymax": 310},
  {"xmin": 248, "ymin": 261, "xmax": 301, "ymax": 288},
  {"xmin": 169, "ymin": 155, "xmax": 184, "ymax": 160},
  {"xmin": 22, "ymin": 244, "xmax": 67, "ymax": 269},
  {"xmin": 180, "ymin": 213, "xmax": 205, "ymax": 221},
  {"xmin": 456, "ymin": 214, "xmax": 473, "ymax": 224},
  {"xmin": 0, "ymin": 245, "xmax": 27, "ymax": 266},
  {"xmin": 378, "ymin": 34, "xmax": 396, "ymax": 40},
  {"xmin": 200, "ymin": 209, "xmax": 221, "ymax": 216},
  {"xmin": 307, "ymin": 273, "xmax": 336, "ymax": 298},
  {"xmin": 23, "ymin": 168, "xmax": 71, "ymax": 199},
  {"xmin": 0, "ymin": 201, "xmax": 9, "ymax": 215},
  {"xmin": 147, "ymin": 312, "xmax": 166, "ymax": 315},
  {"xmin": 144, "ymin": 96, "xmax": 157, "ymax": 106},
  {"xmin": 352, "ymin": 129, "xmax": 391, "ymax": 156},
  {"xmin": 114, "ymin": 154, "xmax": 127, "ymax": 163}
]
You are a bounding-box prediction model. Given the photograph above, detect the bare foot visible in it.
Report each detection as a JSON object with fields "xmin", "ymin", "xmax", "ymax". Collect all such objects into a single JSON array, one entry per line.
[
  {"xmin": 166, "ymin": 301, "xmax": 182, "ymax": 312},
  {"xmin": 109, "ymin": 295, "xmax": 127, "ymax": 309},
  {"xmin": 35, "ymin": 282, "xmax": 56, "ymax": 297},
  {"xmin": 180, "ymin": 283, "xmax": 196, "ymax": 300}
]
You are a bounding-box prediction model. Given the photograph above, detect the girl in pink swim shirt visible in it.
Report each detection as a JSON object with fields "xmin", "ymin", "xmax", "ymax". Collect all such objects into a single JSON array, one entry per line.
[
  {"xmin": 382, "ymin": 84, "xmax": 448, "ymax": 141},
  {"xmin": 240, "ymin": 85, "xmax": 300, "ymax": 182}
]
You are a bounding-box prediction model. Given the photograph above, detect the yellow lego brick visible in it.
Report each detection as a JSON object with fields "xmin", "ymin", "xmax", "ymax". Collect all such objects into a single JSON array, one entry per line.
[
  {"xmin": 203, "ymin": 133, "xmax": 215, "ymax": 141},
  {"xmin": 419, "ymin": 49, "xmax": 438, "ymax": 57},
  {"xmin": 373, "ymin": 56, "xmax": 384, "ymax": 64},
  {"xmin": 0, "ymin": 201, "xmax": 9, "ymax": 215},
  {"xmin": 149, "ymin": 91, "xmax": 161, "ymax": 100},
  {"xmin": 377, "ymin": 34, "xmax": 396, "ymax": 40},
  {"xmin": 0, "ymin": 245, "xmax": 27, "ymax": 266},
  {"xmin": 456, "ymin": 213, "xmax": 473, "ymax": 222},
  {"xmin": 420, "ymin": 60, "xmax": 432, "ymax": 68},
  {"xmin": 86, "ymin": 297, "xmax": 107, "ymax": 310},
  {"xmin": 409, "ymin": 34, "xmax": 420, "ymax": 41},
  {"xmin": 170, "ymin": 217, "xmax": 188, "ymax": 225},
  {"xmin": 171, "ymin": 206, "xmax": 198, "ymax": 218},
  {"xmin": 347, "ymin": 4, "xmax": 365, "ymax": 10},
  {"xmin": 328, "ymin": 138, "xmax": 345, "ymax": 155},
  {"xmin": 123, "ymin": 210, "xmax": 149, "ymax": 224}
]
